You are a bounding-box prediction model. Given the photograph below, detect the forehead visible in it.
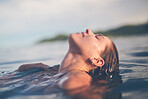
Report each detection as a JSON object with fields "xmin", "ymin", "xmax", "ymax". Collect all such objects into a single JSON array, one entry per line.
[
  {"xmin": 99, "ymin": 35, "xmax": 112, "ymax": 45},
  {"xmin": 98, "ymin": 35, "xmax": 113, "ymax": 50},
  {"xmin": 104, "ymin": 36, "xmax": 112, "ymax": 43}
]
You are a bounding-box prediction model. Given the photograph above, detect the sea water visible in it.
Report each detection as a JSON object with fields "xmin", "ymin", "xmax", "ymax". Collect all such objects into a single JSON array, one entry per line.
[{"xmin": 0, "ymin": 35, "xmax": 148, "ymax": 99}]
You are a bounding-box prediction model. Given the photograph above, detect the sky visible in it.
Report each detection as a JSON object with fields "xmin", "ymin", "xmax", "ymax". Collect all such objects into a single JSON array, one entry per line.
[{"xmin": 0, "ymin": 0, "xmax": 148, "ymax": 48}]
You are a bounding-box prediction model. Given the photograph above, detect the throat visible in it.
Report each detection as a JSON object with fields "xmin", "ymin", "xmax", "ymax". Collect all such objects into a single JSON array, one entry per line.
[{"xmin": 59, "ymin": 53, "xmax": 89, "ymax": 73}]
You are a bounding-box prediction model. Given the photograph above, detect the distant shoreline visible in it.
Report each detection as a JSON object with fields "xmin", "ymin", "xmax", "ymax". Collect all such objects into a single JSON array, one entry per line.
[{"xmin": 38, "ymin": 22, "xmax": 148, "ymax": 43}]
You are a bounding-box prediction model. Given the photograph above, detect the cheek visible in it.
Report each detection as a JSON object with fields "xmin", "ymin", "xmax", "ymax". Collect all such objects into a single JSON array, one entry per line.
[
  {"xmin": 97, "ymin": 42, "xmax": 107, "ymax": 53},
  {"xmin": 79, "ymin": 40, "xmax": 99, "ymax": 52},
  {"xmin": 83, "ymin": 38, "xmax": 98, "ymax": 47}
]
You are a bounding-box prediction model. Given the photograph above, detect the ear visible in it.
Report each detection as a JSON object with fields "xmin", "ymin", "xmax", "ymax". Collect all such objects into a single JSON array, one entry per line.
[{"xmin": 89, "ymin": 57, "xmax": 104, "ymax": 67}]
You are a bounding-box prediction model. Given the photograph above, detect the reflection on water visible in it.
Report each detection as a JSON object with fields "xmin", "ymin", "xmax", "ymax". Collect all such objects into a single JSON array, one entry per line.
[
  {"xmin": 0, "ymin": 35, "xmax": 148, "ymax": 99},
  {"xmin": 67, "ymin": 75, "xmax": 122, "ymax": 99}
]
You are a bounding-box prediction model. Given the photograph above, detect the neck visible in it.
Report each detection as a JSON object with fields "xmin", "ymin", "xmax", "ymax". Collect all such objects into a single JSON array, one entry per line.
[{"xmin": 59, "ymin": 51, "xmax": 90, "ymax": 73}]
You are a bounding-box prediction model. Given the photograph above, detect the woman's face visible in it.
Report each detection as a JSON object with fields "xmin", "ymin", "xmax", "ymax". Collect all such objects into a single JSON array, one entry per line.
[{"xmin": 68, "ymin": 29, "xmax": 112, "ymax": 57}]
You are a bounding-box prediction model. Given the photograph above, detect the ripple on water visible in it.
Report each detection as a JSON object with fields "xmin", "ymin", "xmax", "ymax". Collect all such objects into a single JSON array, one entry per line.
[
  {"xmin": 130, "ymin": 51, "xmax": 148, "ymax": 57},
  {"xmin": 120, "ymin": 69, "xmax": 133, "ymax": 74}
]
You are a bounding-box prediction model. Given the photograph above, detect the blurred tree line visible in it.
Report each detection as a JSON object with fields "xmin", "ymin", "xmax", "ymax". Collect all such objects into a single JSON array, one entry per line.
[{"xmin": 38, "ymin": 22, "xmax": 148, "ymax": 43}]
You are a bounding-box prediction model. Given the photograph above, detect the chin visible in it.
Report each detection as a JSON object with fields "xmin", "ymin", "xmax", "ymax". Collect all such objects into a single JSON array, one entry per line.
[
  {"xmin": 69, "ymin": 33, "xmax": 77, "ymax": 39},
  {"xmin": 68, "ymin": 34, "xmax": 80, "ymax": 49},
  {"xmin": 68, "ymin": 34, "xmax": 75, "ymax": 45},
  {"xmin": 68, "ymin": 34, "xmax": 77, "ymax": 43}
]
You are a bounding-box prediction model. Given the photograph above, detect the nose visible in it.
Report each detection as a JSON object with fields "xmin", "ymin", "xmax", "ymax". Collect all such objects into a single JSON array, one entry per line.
[{"xmin": 86, "ymin": 29, "xmax": 94, "ymax": 35}]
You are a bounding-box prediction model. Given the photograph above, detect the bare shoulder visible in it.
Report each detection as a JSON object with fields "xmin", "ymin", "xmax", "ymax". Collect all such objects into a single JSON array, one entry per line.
[
  {"xmin": 58, "ymin": 70, "xmax": 92, "ymax": 90},
  {"xmin": 18, "ymin": 63, "xmax": 49, "ymax": 72},
  {"xmin": 68, "ymin": 70, "xmax": 91, "ymax": 81}
]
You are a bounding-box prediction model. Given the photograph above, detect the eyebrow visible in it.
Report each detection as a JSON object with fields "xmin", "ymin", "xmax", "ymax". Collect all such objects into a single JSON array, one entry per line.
[{"xmin": 96, "ymin": 34, "xmax": 103, "ymax": 36}]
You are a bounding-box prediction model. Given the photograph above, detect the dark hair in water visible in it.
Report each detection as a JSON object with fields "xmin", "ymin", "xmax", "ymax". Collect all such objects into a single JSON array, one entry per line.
[{"xmin": 90, "ymin": 41, "xmax": 119, "ymax": 78}]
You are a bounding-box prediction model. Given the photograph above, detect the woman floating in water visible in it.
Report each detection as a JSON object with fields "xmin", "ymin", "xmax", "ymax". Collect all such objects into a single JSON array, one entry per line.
[
  {"xmin": 0, "ymin": 29, "xmax": 121, "ymax": 99},
  {"xmin": 18, "ymin": 29, "xmax": 119, "ymax": 90}
]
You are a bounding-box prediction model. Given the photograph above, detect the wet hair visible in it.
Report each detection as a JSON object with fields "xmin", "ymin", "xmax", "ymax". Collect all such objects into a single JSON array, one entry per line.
[{"xmin": 89, "ymin": 41, "xmax": 119, "ymax": 78}]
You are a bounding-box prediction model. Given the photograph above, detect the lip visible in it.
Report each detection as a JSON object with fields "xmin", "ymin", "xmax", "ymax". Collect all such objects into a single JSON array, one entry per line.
[
  {"xmin": 76, "ymin": 32, "xmax": 83, "ymax": 37},
  {"xmin": 76, "ymin": 32, "xmax": 82, "ymax": 36},
  {"xmin": 76, "ymin": 32, "xmax": 81, "ymax": 35},
  {"xmin": 82, "ymin": 32, "xmax": 88, "ymax": 37}
]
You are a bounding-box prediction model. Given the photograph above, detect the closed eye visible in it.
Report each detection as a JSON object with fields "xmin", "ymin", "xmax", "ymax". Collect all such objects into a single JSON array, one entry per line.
[
  {"xmin": 95, "ymin": 34, "xmax": 104, "ymax": 40},
  {"xmin": 95, "ymin": 35, "xmax": 100, "ymax": 40}
]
